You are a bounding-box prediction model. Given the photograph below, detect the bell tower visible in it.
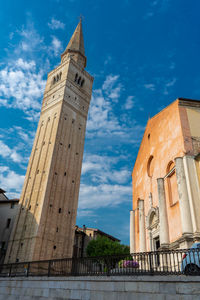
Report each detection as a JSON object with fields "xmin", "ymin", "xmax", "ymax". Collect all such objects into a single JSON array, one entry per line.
[{"xmin": 5, "ymin": 20, "xmax": 94, "ymax": 263}]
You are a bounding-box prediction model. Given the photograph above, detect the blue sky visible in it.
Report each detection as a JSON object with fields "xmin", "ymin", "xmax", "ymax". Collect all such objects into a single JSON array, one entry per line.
[{"xmin": 0, "ymin": 0, "xmax": 200, "ymax": 245}]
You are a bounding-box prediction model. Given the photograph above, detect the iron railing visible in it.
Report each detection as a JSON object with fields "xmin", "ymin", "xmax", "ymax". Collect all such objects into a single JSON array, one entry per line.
[{"xmin": 0, "ymin": 248, "xmax": 200, "ymax": 277}]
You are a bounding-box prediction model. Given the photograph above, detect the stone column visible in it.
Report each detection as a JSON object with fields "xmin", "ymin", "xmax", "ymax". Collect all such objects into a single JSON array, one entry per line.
[
  {"xmin": 130, "ymin": 210, "xmax": 135, "ymax": 254},
  {"xmin": 175, "ymin": 157, "xmax": 193, "ymax": 235},
  {"xmin": 183, "ymin": 156, "xmax": 200, "ymax": 233},
  {"xmin": 138, "ymin": 199, "xmax": 146, "ymax": 252},
  {"xmin": 157, "ymin": 178, "xmax": 169, "ymax": 248}
]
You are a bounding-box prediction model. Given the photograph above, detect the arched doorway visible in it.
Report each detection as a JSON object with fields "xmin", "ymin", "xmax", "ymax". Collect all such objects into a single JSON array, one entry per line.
[{"xmin": 147, "ymin": 207, "xmax": 160, "ymax": 251}]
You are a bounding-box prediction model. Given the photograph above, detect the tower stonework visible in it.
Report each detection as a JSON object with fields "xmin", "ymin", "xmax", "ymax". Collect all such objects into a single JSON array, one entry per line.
[{"xmin": 5, "ymin": 21, "xmax": 93, "ymax": 263}]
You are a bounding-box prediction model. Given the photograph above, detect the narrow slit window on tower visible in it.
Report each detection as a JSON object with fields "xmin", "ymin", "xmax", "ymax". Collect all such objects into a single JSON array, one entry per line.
[
  {"xmin": 68, "ymin": 211, "xmax": 71, "ymax": 214},
  {"xmin": 77, "ymin": 77, "xmax": 81, "ymax": 84},
  {"xmin": 6, "ymin": 218, "xmax": 11, "ymax": 228},
  {"xmin": 72, "ymin": 119, "xmax": 75, "ymax": 124},
  {"xmin": 56, "ymin": 227, "xmax": 59, "ymax": 232},
  {"xmin": 75, "ymin": 73, "xmax": 78, "ymax": 82},
  {"xmin": 59, "ymin": 208, "xmax": 61, "ymax": 213},
  {"xmin": 53, "ymin": 245, "xmax": 56, "ymax": 250},
  {"xmin": 81, "ymin": 79, "xmax": 85, "ymax": 87},
  {"xmin": 72, "ymin": 180, "xmax": 74, "ymax": 183},
  {"xmin": 64, "ymin": 172, "xmax": 67, "ymax": 176},
  {"xmin": 68, "ymin": 144, "xmax": 71, "ymax": 149}
]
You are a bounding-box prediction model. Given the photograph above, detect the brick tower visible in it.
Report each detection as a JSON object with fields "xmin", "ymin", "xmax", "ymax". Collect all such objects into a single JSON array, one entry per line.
[{"xmin": 5, "ymin": 20, "xmax": 94, "ymax": 263}]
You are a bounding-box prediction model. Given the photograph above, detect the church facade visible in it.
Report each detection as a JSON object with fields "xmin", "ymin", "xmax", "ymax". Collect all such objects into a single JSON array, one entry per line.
[
  {"xmin": 130, "ymin": 98, "xmax": 200, "ymax": 253},
  {"xmin": 5, "ymin": 20, "xmax": 93, "ymax": 263}
]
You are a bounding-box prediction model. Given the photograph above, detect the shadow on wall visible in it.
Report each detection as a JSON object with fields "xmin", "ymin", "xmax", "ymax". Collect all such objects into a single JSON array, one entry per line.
[{"xmin": 4, "ymin": 203, "xmax": 39, "ymax": 264}]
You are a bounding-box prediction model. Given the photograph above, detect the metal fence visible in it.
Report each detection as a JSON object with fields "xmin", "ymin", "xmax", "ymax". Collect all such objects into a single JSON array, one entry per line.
[{"xmin": 0, "ymin": 248, "xmax": 200, "ymax": 277}]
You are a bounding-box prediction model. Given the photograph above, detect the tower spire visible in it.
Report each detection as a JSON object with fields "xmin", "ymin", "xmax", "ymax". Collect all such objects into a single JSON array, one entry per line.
[{"xmin": 61, "ymin": 19, "xmax": 87, "ymax": 68}]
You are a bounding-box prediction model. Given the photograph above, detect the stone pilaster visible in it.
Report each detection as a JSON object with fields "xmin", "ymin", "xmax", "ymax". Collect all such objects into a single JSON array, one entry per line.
[
  {"xmin": 183, "ymin": 156, "xmax": 200, "ymax": 233},
  {"xmin": 175, "ymin": 157, "xmax": 193, "ymax": 235},
  {"xmin": 130, "ymin": 210, "xmax": 135, "ymax": 254},
  {"xmin": 138, "ymin": 199, "xmax": 146, "ymax": 252},
  {"xmin": 157, "ymin": 178, "xmax": 169, "ymax": 248}
]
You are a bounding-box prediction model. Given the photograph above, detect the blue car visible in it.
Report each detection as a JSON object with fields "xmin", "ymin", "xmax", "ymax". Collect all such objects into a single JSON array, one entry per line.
[{"xmin": 182, "ymin": 243, "xmax": 200, "ymax": 274}]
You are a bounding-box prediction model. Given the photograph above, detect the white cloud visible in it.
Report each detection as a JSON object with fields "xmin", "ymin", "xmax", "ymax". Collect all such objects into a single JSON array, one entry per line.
[
  {"xmin": 144, "ymin": 0, "xmax": 171, "ymax": 19},
  {"xmin": 163, "ymin": 78, "xmax": 177, "ymax": 95},
  {"xmin": 50, "ymin": 36, "xmax": 62, "ymax": 56},
  {"xmin": 77, "ymin": 210, "xmax": 97, "ymax": 217},
  {"xmin": 124, "ymin": 96, "xmax": 135, "ymax": 110},
  {"xmin": 16, "ymin": 58, "xmax": 36, "ymax": 70},
  {"xmin": 0, "ymin": 140, "xmax": 22, "ymax": 163},
  {"xmin": 82, "ymin": 153, "xmax": 131, "ymax": 185},
  {"xmin": 48, "ymin": 18, "xmax": 65, "ymax": 30},
  {"xmin": 0, "ymin": 166, "xmax": 24, "ymax": 196},
  {"xmin": 0, "ymin": 58, "xmax": 45, "ymax": 119},
  {"xmin": 79, "ymin": 183, "xmax": 132, "ymax": 209},
  {"xmin": 102, "ymin": 75, "xmax": 119, "ymax": 90},
  {"xmin": 165, "ymin": 78, "xmax": 176, "ymax": 87},
  {"xmin": 87, "ymin": 75, "xmax": 144, "ymax": 141},
  {"xmin": 16, "ymin": 23, "xmax": 44, "ymax": 55},
  {"xmin": 144, "ymin": 83, "xmax": 155, "ymax": 91}
]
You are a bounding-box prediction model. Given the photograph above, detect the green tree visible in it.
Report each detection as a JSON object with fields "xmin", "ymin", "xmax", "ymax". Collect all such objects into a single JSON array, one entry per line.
[{"xmin": 86, "ymin": 236, "xmax": 129, "ymax": 257}]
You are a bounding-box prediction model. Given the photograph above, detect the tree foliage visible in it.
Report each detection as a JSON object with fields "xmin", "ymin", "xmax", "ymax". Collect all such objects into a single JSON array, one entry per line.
[{"xmin": 86, "ymin": 236, "xmax": 130, "ymax": 257}]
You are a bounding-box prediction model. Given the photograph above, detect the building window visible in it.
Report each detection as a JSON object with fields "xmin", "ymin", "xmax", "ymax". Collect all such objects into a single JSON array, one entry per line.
[
  {"xmin": 1, "ymin": 241, "xmax": 5, "ymax": 250},
  {"xmin": 10, "ymin": 202, "xmax": 15, "ymax": 209},
  {"xmin": 74, "ymin": 73, "xmax": 85, "ymax": 87},
  {"xmin": 166, "ymin": 161, "xmax": 178, "ymax": 206},
  {"xmin": 81, "ymin": 79, "xmax": 85, "ymax": 87},
  {"xmin": 147, "ymin": 155, "xmax": 154, "ymax": 177},
  {"xmin": 6, "ymin": 218, "xmax": 11, "ymax": 228},
  {"xmin": 75, "ymin": 73, "xmax": 78, "ymax": 82},
  {"xmin": 77, "ymin": 76, "xmax": 81, "ymax": 85},
  {"xmin": 52, "ymin": 72, "xmax": 62, "ymax": 86}
]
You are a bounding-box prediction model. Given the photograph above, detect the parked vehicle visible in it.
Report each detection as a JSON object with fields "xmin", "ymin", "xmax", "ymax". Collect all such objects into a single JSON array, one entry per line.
[{"xmin": 181, "ymin": 243, "xmax": 200, "ymax": 274}]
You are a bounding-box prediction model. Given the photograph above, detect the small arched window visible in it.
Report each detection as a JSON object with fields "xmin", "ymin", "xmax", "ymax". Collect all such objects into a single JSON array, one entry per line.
[
  {"xmin": 77, "ymin": 76, "xmax": 81, "ymax": 85},
  {"xmin": 147, "ymin": 155, "xmax": 154, "ymax": 177},
  {"xmin": 166, "ymin": 161, "xmax": 178, "ymax": 206},
  {"xmin": 81, "ymin": 79, "xmax": 85, "ymax": 87}
]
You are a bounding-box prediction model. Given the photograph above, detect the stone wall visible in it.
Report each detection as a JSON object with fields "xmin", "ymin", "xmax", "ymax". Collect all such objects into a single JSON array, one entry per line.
[{"xmin": 0, "ymin": 275, "xmax": 200, "ymax": 300}]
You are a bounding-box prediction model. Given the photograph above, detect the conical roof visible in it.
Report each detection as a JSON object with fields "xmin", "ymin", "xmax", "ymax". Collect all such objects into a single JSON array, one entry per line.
[{"xmin": 62, "ymin": 20, "xmax": 85, "ymax": 58}]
